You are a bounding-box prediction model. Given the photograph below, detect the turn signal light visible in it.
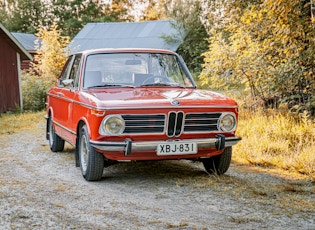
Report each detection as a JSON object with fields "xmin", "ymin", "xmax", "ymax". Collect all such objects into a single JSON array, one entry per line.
[{"xmin": 91, "ymin": 109, "xmax": 105, "ymax": 116}]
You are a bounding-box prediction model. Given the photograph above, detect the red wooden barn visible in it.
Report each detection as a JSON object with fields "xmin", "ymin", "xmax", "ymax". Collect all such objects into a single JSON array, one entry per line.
[{"xmin": 0, "ymin": 23, "xmax": 32, "ymax": 113}]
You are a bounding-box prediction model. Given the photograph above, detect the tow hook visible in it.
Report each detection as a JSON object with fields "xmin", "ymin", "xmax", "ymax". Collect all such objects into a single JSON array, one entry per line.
[{"xmin": 216, "ymin": 134, "xmax": 225, "ymax": 150}]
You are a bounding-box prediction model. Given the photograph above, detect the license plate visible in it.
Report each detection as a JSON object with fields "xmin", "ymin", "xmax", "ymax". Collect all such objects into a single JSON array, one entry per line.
[{"xmin": 157, "ymin": 142, "xmax": 197, "ymax": 156}]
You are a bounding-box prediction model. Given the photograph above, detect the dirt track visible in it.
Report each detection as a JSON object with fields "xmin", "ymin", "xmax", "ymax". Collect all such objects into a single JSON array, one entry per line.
[{"xmin": 0, "ymin": 122, "xmax": 314, "ymax": 229}]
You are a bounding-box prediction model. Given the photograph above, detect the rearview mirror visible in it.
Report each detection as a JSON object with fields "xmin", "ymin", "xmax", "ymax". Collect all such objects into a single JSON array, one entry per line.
[{"xmin": 125, "ymin": 60, "xmax": 141, "ymax": 65}]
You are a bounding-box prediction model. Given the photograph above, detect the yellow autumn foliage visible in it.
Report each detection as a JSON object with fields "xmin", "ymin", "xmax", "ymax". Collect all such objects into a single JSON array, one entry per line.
[
  {"xmin": 201, "ymin": 0, "xmax": 315, "ymax": 113},
  {"xmin": 31, "ymin": 23, "xmax": 70, "ymax": 82}
]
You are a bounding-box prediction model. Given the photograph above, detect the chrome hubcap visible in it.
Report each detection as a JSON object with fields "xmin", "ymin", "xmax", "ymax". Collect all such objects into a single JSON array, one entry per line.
[
  {"xmin": 80, "ymin": 134, "xmax": 88, "ymax": 172},
  {"xmin": 49, "ymin": 119, "xmax": 54, "ymax": 146}
]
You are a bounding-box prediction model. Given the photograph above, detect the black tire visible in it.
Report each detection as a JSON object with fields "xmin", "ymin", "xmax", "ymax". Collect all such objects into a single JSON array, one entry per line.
[
  {"xmin": 202, "ymin": 147, "xmax": 232, "ymax": 175},
  {"xmin": 48, "ymin": 116, "xmax": 65, "ymax": 152},
  {"xmin": 78, "ymin": 125, "xmax": 104, "ymax": 181}
]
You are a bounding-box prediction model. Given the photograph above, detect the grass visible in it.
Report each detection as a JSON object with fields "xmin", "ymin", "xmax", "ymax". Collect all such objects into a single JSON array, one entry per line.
[
  {"xmin": 0, "ymin": 111, "xmax": 45, "ymax": 135},
  {"xmin": 233, "ymin": 108, "xmax": 315, "ymax": 180}
]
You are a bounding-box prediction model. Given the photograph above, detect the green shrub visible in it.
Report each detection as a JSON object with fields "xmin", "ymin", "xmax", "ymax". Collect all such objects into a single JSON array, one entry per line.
[{"xmin": 21, "ymin": 72, "xmax": 54, "ymax": 111}]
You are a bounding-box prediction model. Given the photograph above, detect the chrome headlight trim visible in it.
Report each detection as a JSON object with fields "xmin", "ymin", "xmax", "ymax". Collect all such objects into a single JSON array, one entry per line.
[
  {"xmin": 218, "ymin": 113, "xmax": 237, "ymax": 132},
  {"xmin": 99, "ymin": 115, "xmax": 125, "ymax": 135}
]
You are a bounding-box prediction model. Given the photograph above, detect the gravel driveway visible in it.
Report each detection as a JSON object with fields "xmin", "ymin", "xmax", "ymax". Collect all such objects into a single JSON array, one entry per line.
[{"xmin": 0, "ymin": 122, "xmax": 314, "ymax": 229}]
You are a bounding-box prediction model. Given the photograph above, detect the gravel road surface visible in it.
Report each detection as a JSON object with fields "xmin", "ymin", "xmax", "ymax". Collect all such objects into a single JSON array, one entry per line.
[{"xmin": 0, "ymin": 122, "xmax": 314, "ymax": 229}]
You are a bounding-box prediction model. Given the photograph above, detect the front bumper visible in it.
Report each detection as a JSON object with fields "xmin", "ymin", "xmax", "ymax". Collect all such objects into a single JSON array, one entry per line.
[{"xmin": 90, "ymin": 135, "xmax": 242, "ymax": 156}]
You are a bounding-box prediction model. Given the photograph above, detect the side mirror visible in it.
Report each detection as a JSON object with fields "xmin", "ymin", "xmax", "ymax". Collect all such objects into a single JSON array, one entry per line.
[{"xmin": 61, "ymin": 79, "xmax": 74, "ymax": 87}]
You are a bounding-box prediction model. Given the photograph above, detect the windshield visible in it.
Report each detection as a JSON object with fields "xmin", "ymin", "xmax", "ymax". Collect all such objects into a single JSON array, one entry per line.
[{"xmin": 83, "ymin": 52, "xmax": 195, "ymax": 88}]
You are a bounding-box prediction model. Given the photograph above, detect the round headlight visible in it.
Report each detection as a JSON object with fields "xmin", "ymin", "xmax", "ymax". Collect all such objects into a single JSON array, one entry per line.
[
  {"xmin": 219, "ymin": 113, "xmax": 236, "ymax": 132},
  {"xmin": 100, "ymin": 115, "xmax": 125, "ymax": 135}
]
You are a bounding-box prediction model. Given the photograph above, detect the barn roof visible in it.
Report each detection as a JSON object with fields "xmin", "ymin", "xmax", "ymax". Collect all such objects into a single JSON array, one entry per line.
[
  {"xmin": 0, "ymin": 23, "xmax": 32, "ymax": 60},
  {"xmin": 69, "ymin": 20, "xmax": 184, "ymax": 54},
  {"xmin": 11, "ymin": 32, "xmax": 38, "ymax": 52}
]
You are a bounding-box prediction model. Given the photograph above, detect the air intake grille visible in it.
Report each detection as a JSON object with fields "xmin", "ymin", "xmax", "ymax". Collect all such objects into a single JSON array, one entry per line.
[
  {"xmin": 122, "ymin": 114, "xmax": 165, "ymax": 134},
  {"xmin": 184, "ymin": 113, "xmax": 221, "ymax": 132},
  {"xmin": 121, "ymin": 112, "xmax": 221, "ymax": 135}
]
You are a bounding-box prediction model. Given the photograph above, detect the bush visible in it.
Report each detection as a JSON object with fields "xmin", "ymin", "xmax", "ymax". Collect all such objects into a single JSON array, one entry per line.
[{"xmin": 21, "ymin": 72, "xmax": 54, "ymax": 111}]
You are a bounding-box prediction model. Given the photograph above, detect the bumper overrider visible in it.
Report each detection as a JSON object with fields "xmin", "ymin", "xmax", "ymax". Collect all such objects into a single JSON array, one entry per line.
[{"xmin": 90, "ymin": 135, "xmax": 242, "ymax": 156}]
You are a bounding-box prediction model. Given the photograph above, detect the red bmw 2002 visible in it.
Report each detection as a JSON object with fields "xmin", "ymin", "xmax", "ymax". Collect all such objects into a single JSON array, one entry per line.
[{"xmin": 45, "ymin": 48, "xmax": 241, "ymax": 181}]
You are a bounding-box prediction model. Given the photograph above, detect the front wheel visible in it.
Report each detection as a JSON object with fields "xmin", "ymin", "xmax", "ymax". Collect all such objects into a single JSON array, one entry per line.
[
  {"xmin": 48, "ymin": 116, "xmax": 64, "ymax": 152},
  {"xmin": 202, "ymin": 147, "xmax": 232, "ymax": 175},
  {"xmin": 79, "ymin": 125, "xmax": 104, "ymax": 181}
]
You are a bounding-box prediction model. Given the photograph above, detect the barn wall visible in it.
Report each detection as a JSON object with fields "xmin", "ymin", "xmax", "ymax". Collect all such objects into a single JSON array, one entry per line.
[{"xmin": 0, "ymin": 37, "xmax": 20, "ymax": 113}]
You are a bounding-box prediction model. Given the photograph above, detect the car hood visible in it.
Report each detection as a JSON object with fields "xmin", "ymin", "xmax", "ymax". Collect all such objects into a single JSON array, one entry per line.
[{"xmin": 81, "ymin": 87, "xmax": 238, "ymax": 109}]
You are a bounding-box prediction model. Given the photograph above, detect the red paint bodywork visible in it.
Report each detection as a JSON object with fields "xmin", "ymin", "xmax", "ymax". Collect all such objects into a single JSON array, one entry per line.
[{"xmin": 46, "ymin": 48, "xmax": 240, "ymax": 161}]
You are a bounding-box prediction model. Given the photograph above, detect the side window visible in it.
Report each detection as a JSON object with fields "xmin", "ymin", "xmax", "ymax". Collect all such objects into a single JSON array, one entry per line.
[
  {"xmin": 59, "ymin": 56, "xmax": 75, "ymax": 83},
  {"xmin": 69, "ymin": 55, "xmax": 82, "ymax": 88}
]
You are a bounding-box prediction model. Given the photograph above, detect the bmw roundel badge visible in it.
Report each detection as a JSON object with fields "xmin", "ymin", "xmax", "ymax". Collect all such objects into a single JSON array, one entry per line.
[{"xmin": 171, "ymin": 100, "xmax": 180, "ymax": 106}]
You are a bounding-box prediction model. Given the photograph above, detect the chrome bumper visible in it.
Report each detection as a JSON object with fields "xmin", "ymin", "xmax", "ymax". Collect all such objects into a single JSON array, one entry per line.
[{"xmin": 90, "ymin": 136, "xmax": 242, "ymax": 156}]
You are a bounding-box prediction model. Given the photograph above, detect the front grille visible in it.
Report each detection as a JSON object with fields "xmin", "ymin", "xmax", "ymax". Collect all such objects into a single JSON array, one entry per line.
[
  {"xmin": 184, "ymin": 113, "xmax": 221, "ymax": 132},
  {"xmin": 167, "ymin": 112, "xmax": 184, "ymax": 136},
  {"xmin": 121, "ymin": 112, "xmax": 221, "ymax": 135},
  {"xmin": 122, "ymin": 114, "xmax": 165, "ymax": 134}
]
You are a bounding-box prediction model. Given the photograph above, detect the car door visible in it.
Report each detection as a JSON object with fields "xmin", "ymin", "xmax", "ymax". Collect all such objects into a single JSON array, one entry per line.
[
  {"xmin": 52, "ymin": 55, "xmax": 81, "ymax": 143},
  {"xmin": 66, "ymin": 54, "xmax": 82, "ymax": 138}
]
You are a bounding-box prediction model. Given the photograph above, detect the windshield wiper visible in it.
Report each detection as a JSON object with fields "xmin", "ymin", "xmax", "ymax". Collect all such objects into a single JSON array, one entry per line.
[
  {"xmin": 140, "ymin": 82, "xmax": 185, "ymax": 88},
  {"xmin": 88, "ymin": 84, "xmax": 135, "ymax": 89}
]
